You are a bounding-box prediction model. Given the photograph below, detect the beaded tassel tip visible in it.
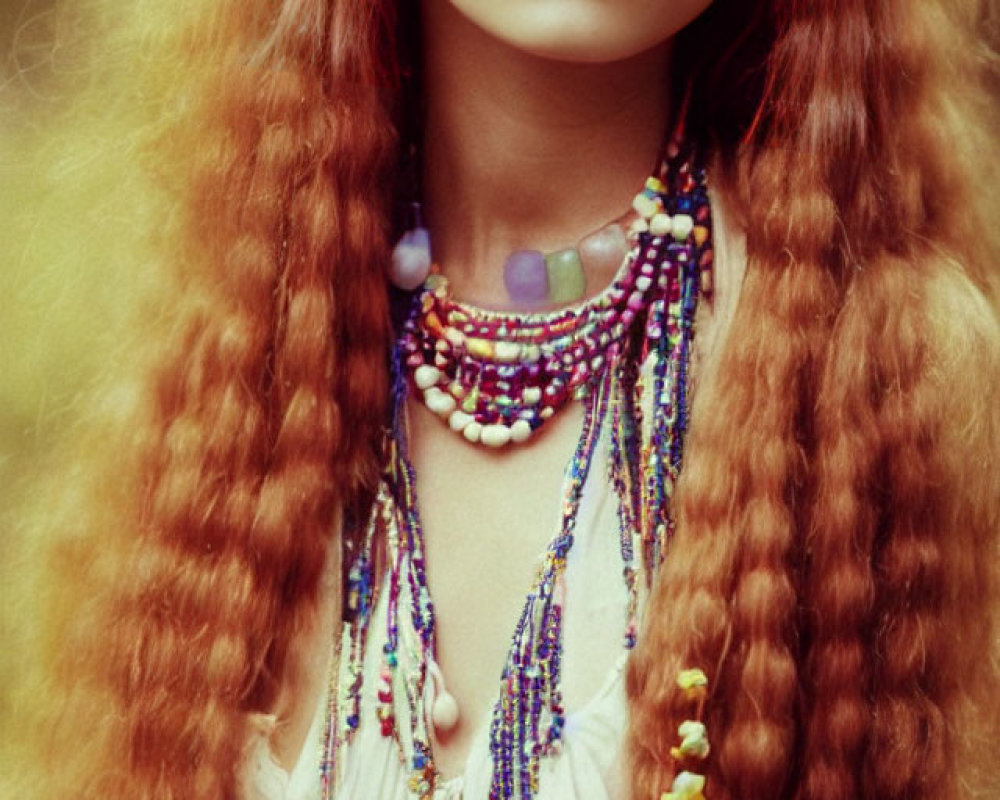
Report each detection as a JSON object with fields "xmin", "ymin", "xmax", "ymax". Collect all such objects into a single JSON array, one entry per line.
[
  {"xmin": 660, "ymin": 668, "xmax": 710, "ymax": 800},
  {"xmin": 391, "ymin": 202, "xmax": 432, "ymax": 290}
]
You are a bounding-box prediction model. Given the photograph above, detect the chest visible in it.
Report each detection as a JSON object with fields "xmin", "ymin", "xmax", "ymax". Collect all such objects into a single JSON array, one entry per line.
[{"xmin": 408, "ymin": 399, "xmax": 626, "ymax": 777}]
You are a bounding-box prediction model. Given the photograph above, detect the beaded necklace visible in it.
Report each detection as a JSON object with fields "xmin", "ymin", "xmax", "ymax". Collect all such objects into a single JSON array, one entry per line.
[
  {"xmin": 401, "ymin": 153, "xmax": 711, "ymax": 449},
  {"xmin": 321, "ymin": 147, "xmax": 713, "ymax": 800}
]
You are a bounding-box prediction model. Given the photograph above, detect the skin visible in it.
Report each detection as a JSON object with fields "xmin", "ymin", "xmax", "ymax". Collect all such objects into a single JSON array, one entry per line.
[
  {"xmin": 272, "ymin": 0, "xmax": 718, "ymax": 779},
  {"xmin": 421, "ymin": 0, "xmax": 709, "ymax": 307},
  {"xmin": 447, "ymin": 0, "xmax": 715, "ymax": 64}
]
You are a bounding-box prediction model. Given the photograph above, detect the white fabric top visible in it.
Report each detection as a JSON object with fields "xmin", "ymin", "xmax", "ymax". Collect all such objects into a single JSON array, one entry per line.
[{"xmin": 242, "ymin": 412, "xmax": 636, "ymax": 800}]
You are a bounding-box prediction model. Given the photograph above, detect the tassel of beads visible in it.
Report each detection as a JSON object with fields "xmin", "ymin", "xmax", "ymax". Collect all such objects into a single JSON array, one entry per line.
[{"xmin": 660, "ymin": 668, "xmax": 710, "ymax": 800}]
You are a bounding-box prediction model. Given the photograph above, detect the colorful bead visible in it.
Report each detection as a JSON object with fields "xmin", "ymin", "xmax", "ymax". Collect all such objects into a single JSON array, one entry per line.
[
  {"xmin": 579, "ymin": 223, "xmax": 628, "ymax": 276},
  {"xmin": 504, "ymin": 249, "xmax": 550, "ymax": 305},
  {"xmin": 390, "ymin": 227, "xmax": 432, "ymax": 291},
  {"xmin": 660, "ymin": 771, "xmax": 707, "ymax": 800},
  {"xmin": 462, "ymin": 421, "xmax": 483, "ymax": 443},
  {"xmin": 413, "ymin": 364, "xmax": 440, "ymax": 390},
  {"xmin": 544, "ymin": 247, "xmax": 587, "ymax": 305},
  {"xmin": 671, "ymin": 213, "xmax": 694, "ymax": 242},
  {"xmin": 423, "ymin": 387, "xmax": 456, "ymax": 417},
  {"xmin": 431, "ymin": 690, "xmax": 459, "ymax": 731},
  {"xmin": 510, "ymin": 419, "xmax": 533, "ymax": 443},
  {"xmin": 677, "ymin": 668, "xmax": 709, "ymax": 701},
  {"xmin": 649, "ymin": 213, "xmax": 672, "ymax": 236},
  {"xmin": 481, "ymin": 423, "xmax": 512, "ymax": 448},
  {"xmin": 632, "ymin": 192, "xmax": 660, "ymax": 220},
  {"xmin": 670, "ymin": 720, "xmax": 710, "ymax": 760}
]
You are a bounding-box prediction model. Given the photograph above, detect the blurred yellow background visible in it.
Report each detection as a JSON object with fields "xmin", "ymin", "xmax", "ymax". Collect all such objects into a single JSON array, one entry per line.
[{"xmin": 1, "ymin": 1, "xmax": 144, "ymax": 782}]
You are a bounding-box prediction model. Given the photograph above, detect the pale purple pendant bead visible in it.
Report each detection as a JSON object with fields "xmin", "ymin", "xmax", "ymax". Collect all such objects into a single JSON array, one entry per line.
[
  {"xmin": 390, "ymin": 227, "xmax": 432, "ymax": 291},
  {"xmin": 503, "ymin": 249, "xmax": 549, "ymax": 305}
]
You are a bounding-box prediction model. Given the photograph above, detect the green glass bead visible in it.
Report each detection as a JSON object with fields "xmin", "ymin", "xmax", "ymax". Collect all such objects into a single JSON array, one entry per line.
[{"xmin": 544, "ymin": 248, "xmax": 586, "ymax": 304}]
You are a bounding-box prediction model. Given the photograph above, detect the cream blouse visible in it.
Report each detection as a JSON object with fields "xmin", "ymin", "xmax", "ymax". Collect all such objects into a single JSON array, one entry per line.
[{"xmin": 243, "ymin": 431, "xmax": 632, "ymax": 799}]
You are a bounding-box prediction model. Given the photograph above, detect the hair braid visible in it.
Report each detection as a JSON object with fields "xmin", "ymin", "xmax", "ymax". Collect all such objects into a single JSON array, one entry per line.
[
  {"xmin": 859, "ymin": 256, "xmax": 998, "ymax": 798},
  {"xmin": 106, "ymin": 51, "xmax": 307, "ymax": 798},
  {"xmin": 29, "ymin": 1, "xmax": 397, "ymax": 796},
  {"xmin": 627, "ymin": 194, "xmax": 838, "ymax": 800},
  {"xmin": 630, "ymin": 1, "xmax": 1000, "ymax": 798}
]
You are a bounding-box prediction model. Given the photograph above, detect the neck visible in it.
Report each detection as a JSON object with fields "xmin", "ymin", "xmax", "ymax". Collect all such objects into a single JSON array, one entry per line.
[{"xmin": 420, "ymin": 0, "xmax": 673, "ymax": 306}]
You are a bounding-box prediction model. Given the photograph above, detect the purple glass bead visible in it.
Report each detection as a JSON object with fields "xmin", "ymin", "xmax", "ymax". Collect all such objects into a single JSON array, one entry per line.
[
  {"xmin": 390, "ymin": 227, "xmax": 431, "ymax": 291},
  {"xmin": 503, "ymin": 249, "xmax": 549, "ymax": 305}
]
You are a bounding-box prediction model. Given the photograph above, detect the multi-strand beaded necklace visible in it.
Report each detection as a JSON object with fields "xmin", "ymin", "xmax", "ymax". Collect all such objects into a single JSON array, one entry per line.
[{"xmin": 321, "ymin": 145, "xmax": 713, "ymax": 800}]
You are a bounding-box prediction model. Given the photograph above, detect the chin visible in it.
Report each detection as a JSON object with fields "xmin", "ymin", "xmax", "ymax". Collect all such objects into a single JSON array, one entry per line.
[{"xmin": 448, "ymin": 0, "xmax": 714, "ymax": 64}]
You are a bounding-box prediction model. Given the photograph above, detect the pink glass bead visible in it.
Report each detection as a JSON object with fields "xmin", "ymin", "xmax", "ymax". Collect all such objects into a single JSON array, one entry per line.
[
  {"xmin": 390, "ymin": 227, "xmax": 432, "ymax": 290},
  {"xmin": 579, "ymin": 223, "xmax": 628, "ymax": 277},
  {"xmin": 504, "ymin": 250, "xmax": 549, "ymax": 305}
]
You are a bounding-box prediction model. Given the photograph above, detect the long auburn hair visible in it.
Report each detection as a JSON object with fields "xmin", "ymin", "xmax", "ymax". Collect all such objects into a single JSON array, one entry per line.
[{"xmin": 9, "ymin": 0, "xmax": 999, "ymax": 798}]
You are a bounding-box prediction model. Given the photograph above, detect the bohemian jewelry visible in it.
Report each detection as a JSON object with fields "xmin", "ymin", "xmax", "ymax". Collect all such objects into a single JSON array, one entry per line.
[
  {"xmin": 660, "ymin": 669, "xmax": 711, "ymax": 800},
  {"xmin": 390, "ymin": 201, "xmax": 643, "ymax": 306},
  {"xmin": 321, "ymin": 146, "xmax": 713, "ymax": 800},
  {"xmin": 399, "ymin": 155, "xmax": 712, "ymax": 449}
]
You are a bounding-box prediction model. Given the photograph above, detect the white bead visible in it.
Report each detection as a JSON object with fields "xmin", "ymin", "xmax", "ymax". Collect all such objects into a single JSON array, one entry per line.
[
  {"xmin": 462, "ymin": 421, "xmax": 483, "ymax": 443},
  {"xmin": 480, "ymin": 424, "xmax": 512, "ymax": 448},
  {"xmin": 494, "ymin": 341, "xmax": 521, "ymax": 362},
  {"xmin": 431, "ymin": 691, "xmax": 460, "ymax": 732},
  {"xmin": 444, "ymin": 327, "xmax": 465, "ymax": 348},
  {"xmin": 649, "ymin": 213, "xmax": 672, "ymax": 236},
  {"xmin": 448, "ymin": 409, "xmax": 474, "ymax": 432},
  {"xmin": 414, "ymin": 365, "xmax": 441, "ymax": 390},
  {"xmin": 522, "ymin": 386, "xmax": 542, "ymax": 405},
  {"xmin": 631, "ymin": 193, "xmax": 659, "ymax": 220},
  {"xmin": 635, "ymin": 275, "xmax": 652, "ymax": 292},
  {"xmin": 671, "ymin": 213, "xmax": 694, "ymax": 241},
  {"xmin": 629, "ymin": 218, "xmax": 649, "ymax": 235},
  {"xmin": 510, "ymin": 419, "xmax": 532, "ymax": 443},
  {"xmin": 522, "ymin": 345, "xmax": 541, "ymax": 363},
  {"xmin": 424, "ymin": 387, "xmax": 456, "ymax": 417}
]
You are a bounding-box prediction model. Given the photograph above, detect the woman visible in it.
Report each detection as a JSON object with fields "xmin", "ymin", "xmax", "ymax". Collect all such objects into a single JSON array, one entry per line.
[{"xmin": 7, "ymin": 0, "xmax": 999, "ymax": 798}]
